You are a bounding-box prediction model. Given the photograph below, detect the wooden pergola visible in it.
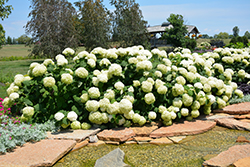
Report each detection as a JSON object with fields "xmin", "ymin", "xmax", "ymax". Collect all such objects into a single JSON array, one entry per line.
[{"xmin": 146, "ymin": 22, "xmax": 200, "ymax": 47}]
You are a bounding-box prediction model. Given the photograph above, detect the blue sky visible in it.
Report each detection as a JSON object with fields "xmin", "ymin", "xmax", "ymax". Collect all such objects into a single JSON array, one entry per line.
[{"xmin": 0, "ymin": 0, "xmax": 249, "ymax": 38}]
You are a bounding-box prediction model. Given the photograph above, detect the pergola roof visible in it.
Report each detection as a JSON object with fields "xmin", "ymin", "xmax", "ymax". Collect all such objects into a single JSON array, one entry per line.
[{"xmin": 146, "ymin": 23, "xmax": 200, "ymax": 34}]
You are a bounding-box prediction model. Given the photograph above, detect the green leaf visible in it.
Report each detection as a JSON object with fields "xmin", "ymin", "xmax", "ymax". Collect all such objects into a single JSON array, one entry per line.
[
  {"xmin": 24, "ymin": 98, "xmax": 33, "ymax": 106},
  {"xmin": 40, "ymin": 88, "xmax": 46, "ymax": 93},
  {"xmin": 188, "ymin": 90, "xmax": 193, "ymax": 96},
  {"xmin": 71, "ymin": 105, "xmax": 79, "ymax": 115},
  {"xmin": 62, "ymin": 117, "xmax": 68, "ymax": 125},
  {"xmin": 177, "ymin": 112, "xmax": 182, "ymax": 119}
]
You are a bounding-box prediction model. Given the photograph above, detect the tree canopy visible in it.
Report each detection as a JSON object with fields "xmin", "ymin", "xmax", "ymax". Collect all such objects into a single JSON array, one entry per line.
[
  {"xmin": 0, "ymin": 0, "xmax": 13, "ymax": 20},
  {"xmin": 25, "ymin": 0, "xmax": 79, "ymax": 59},
  {"xmin": 244, "ymin": 31, "xmax": 250, "ymax": 39},
  {"xmin": 162, "ymin": 13, "xmax": 188, "ymax": 47},
  {"xmin": 75, "ymin": 0, "xmax": 111, "ymax": 51},
  {"xmin": 110, "ymin": 0, "xmax": 149, "ymax": 48},
  {"xmin": 0, "ymin": 24, "xmax": 5, "ymax": 48},
  {"xmin": 233, "ymin": 26, "xmax": 239, "ymax": 37}
]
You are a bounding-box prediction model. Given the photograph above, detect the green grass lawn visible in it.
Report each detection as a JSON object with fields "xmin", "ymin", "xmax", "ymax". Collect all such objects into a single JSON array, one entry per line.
[{"xmin": 0, "ymin": 44, "xmax": 31, "ymax": 58}]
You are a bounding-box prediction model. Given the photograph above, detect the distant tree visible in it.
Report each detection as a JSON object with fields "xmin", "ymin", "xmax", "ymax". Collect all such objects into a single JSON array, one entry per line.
[
  {"xmin": 244, "ymin": 31, "xmax": 250, "ymax": 39},
  {"xmin": 12, "ymin": 37, "xmax": 16, "ymax": 44},
  {"xmin": 233, "ymin": 26, "xmax": 239, "ymax": 37},
  {"xmin": 17, "ymin": 34, "xmax": 31, "ymax": 44},
  {"xmin": 0, "ymin": 24, "xmax": 5, "ymax": 48},
  {"xmin": 110, "ymin": 0, "xmax": 149, "ymax": 48},
  {"xmin": 201, "ymin": 34, "xmax": 210, "ymax": 39},
  {"xmin": 25, "ymin": 0, "xmax": 79, "ymax": 59},
  {"xmin": 215, "ymin": 32, "xmax": 229, "ymax": 39},
  {"xmin": 6, "ymin": 35, "xmax": 11, "ymax": 44},
  {"xmin": 229, "ymin": 35, "xmax": 234, "ymax": 39},
  {"xmin": 162, "ymin": 13, "xmax": 188, "ymax": 47},
  {"xmin": 0, "ymin": 0, "xmax": 13, "ymax": 20},
  {"xmin": 75, "ymin": 0, "xmax": 111, "ymax": 51}
]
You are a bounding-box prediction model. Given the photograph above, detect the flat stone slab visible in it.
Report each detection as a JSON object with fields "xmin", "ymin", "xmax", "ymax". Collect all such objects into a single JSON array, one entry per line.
[
  {"xmin": 215, "ymin": 118, "xmax": 250, "ymax": 131},
  {"xmin": 70, "ymin": 139, "xmax": 89, "ymax": 152},
  {"xmin": 97, "ymin": 128, "xmax": 136, "ymax": 142},
  {"xmin": 133, "ymin": 137, "xmax": 153, "ymax": 142},
  {"xmin": 234, "ymin": 114, "xmax": 250, "ymax": 119},
  {"xmin": 213, "ymin": 102, "xmax": 250, "ymax": 115},
  {"xmin": 130, "ymin": 124, "xmax": 159, "ymax": 137},
  {"xmin": 234, "ymin": 156, "xmax": 250, "ymax": 167},
  {"xmin": 150, "ymin": 120, "xmax": 216, "ymax": 138},
  {"xmin": 168, "ymin": 136, "xmax": 187, "ymax": 143},
  {"xmin": 149, "ymin": 138, "xmax": 173, "ymax": 145},
  {"xmin": 203, "ymin": 144, "xmax": 250, "ymax": 167},
  {"xmin": 203, "ymin": 114, "xmax": 234, "ymax": 121},
  {"xmin": 0, "ymin": 139, "xmax": 76, "ymax": 167},
  {"xmin": 47, "ymin": 128, "xmax": 101, "ymax": 142}
]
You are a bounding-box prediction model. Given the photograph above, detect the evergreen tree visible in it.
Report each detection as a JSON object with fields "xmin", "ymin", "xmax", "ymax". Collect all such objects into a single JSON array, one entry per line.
[
  {"xmin": 75, "ymin": 0, "xmax": 111, "ymax": 51},
  {"xmin": 25, "ymin": 0, "xmax": 79, "ymax": 58},
  {"xmin": 110, "ymin": 0, "xmax": 149, "ymax": 48},
  {"xmin": 0, "ymin": 24, "xmax": 5, "ymax": 48},
  {"xmin": 6, "ymin": 35, "xmax": 11, "ymax": 44},
  {"xmin": 233, "ymin": 26, "xmax": 239, "ymax": 37}
]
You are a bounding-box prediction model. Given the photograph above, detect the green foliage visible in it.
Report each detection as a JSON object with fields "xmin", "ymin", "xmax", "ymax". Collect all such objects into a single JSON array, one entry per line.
[
  {"xmin": 214, "ymin": 32, "xmax": 229, "ymax": 39},
  {"xmin": 244, "ymin": 31, "xmax": 250, "ymax": 39},
  {"xmin": 25, "ymin": 0, "xmax": 79, "ymax": 59},
  {"xmin": 6, "ymin": 35, "xmax": 11, "ymax": 44},
  {"xmin": 16, "ymin": 35, "xmax": 31, "ymax": 44},
  {"xmin": 209, "ymin": 39, "xmax": 225, "ymax": 47},
  {"xmin": 0, "ymin": 115, "xmax": 58, "ymax": 154},
  {"xmin": 0, "ymin": 0, "xmax": 13, "ymax": 20},
  {"xmin": 74, "ymin": 0, "xmax": 111, "ymax": 51},
  {"xmin": 162, "ymin": 14, "xmax": 188, "ymax": 47},
  {"xmin": 229, "ymin": 94, "xmax": 250, "ymax": 104},
  {"xmin": 233, "ymin": 26, "xmax": 239, "ymax": 37},
  {"xmin": 110, "ymin": 0, "xmax": 149, "ymax": 48},
  {"xmin": 184, "ymin": 39, "xmax": 197, "ymax": 51},
  {"xmin": 228, "ymin": 36, "xmax": 249, "ymax": 48},
  {"xmin": 0, "ymin": 24, "xmax": 4, "ymax": 48}
]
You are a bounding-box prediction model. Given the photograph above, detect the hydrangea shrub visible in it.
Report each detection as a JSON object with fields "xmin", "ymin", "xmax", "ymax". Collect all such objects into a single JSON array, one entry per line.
[{"xmin": 2, "ymin": 46, "xmax": 248, "ymax": 128}]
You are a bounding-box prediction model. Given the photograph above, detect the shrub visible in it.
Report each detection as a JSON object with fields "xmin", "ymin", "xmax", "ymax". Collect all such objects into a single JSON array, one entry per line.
[{"xmin": 210, "ymin": 39, "xmax": 225, "ymax": 47}]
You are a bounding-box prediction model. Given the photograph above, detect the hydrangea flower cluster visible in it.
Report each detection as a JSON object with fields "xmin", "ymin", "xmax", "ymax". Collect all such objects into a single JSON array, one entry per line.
[{"xmin": 3, "ymin": 46, "xmax": 248, "ymax": 129}]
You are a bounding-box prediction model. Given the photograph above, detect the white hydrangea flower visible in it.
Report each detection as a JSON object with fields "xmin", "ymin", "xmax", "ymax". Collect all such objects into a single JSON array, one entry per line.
[
  {"xmin": 182, "ymin": 94, "xmax": 193, "ymax": 107},
  {"xmin": 43, "ymin": 77, "xmax": 56, "ymax": 87},
  {"xmin": 99, "ymin": 98, "xmax": 110, "ymax": 112},
  {"xmin": 141, "ymin": 81, "xmax": 153, "ymax": 93},
  {"xmin": 176, "ymin": 76, "xmax": 186, "ymax": 85},
  {"xmin": 191, "ymin": 110, "xmax": 200, "ymax": 118},
  {"xmin": 119, "ymin": 99, "xmax": 133, "ymax": 114},
  {"xmin": 109, "ymin": 64, "xmax": 122, "ymax": 76},
  {"xmin": 128, "ymin": 57, "xmax": 138, "ymax": 64},
  {"xmin": 71, "ymin": 121, "xmax": 81, "ymax": 129},
  {"xmin": 157, "ymin": 85, "xmax": 168, "ymax": 94},
  {"xmin": 114, "ymin": 81, "xmax": 124, "ymax": 90},
  {"xmin": 155, "ymin": 70, "xmax": 162, "ymax": 78},
  {"xmin": 77, "ymin": 51, "xmax": 89, "ymax": 59},
  {"xmin": 22, "ymin": 106, "xmax": 34, "ymax": 118},
  {"xmin": 7, "ymin": 83, "xmax": 19, "ymax": 96},
  {"xmin": 67, "ymin": 111, "xmax": 78, "ymax": 121},
  {"xmin": 80, "ymin": 93, "xmax": 89, "ymax": 103},
  {"xmin": 128, "ymin": 86, "xmax": 134, "ymax": 93},
  {"xmin": 32, "ymin": 64, "xmax": 47, "ymax": 77},
  {"xmin": 194, "ymin": 82, "xmax": 203, "ymax": 89},
  {"xmin": 89, "ymin": 111, "xmax": 103, "ymax": 124},
  {"xmin": 99, "ymin": 58, "xmax": 111, "ymax": 66},
  {"xmin": 57, "ymin": 57, "xmax": 68, "ymax": 66},
  {"xmin": 161, "ymin": 110, "xmax": 171, "ymax": 121},
  {"xmin": 62, "ymin": 48, "xmax": 75, "ymax": 56},
  {"xmin": 144, "ymin": 93, "xmax": 155, "ymax": 105},
  {"xmin": 14, "ymin": 74, "xmax": 24, "ymax": 87},
  {"xmin": 85, "ymin": 100, "xmax": 99, "ymax": 112},
  {"xmin": 138, "ymin": 116, "xmax": 146, "ymax": 126},
  {"xmin": 54, "ymin": 112, "xmax": 65, "ymax": 121},
  {"xmin": 157, "ymin": 64, "xmax": 169, "ymax": 74},
  {"xmin": 43, "ymin": 59, "xmax": 54, "ymax": 66},
  {"xmin": 9, "ymin": 92, "xmax": 19, "ymax": 101},
  {"xmin": 133, "ymin": 80, "xmax": 141, "ymax": 87},
  {"xmin": 61, "ymin": 73, "xmax": 73, "ymax": 84},
  {"xmin": 97, "ymin": 73, "xmax": 108, "ymax": 83},
  {"xmin": 148, "ymin": 111, "xmax": 157, "ymax": 120},
  {"xmin": 87, "ymin": 58, "xmax": 96, "ymax": 68},
  {"xmin": 107, "ymin": 102, "xmax": 120, "ymax": 115},
  {"xmin": 132, "ymin": 113, "xmax": 141, "ymax": 124},
  {"xmin": 181, "ymin": 108, "xmax": 189, "ymax": 117},
  {"xmin": 104, "ymin": 89, "xmax": 115, "ymax": 100},
  {"xmin": 92, "ymin": 77, "xmax": 99, "ymax": 86},
  {"xmin": 88, "ymin": 87, "xmax": 100, "ymax": 99},
  {"xmin": 29, "ymin": 62, "xmax": 39, "ymax": 70},
  {"xmin": 172, "ymin": 83, "xmax": 185, "ymax": 96},
  {"xmin": 75, "ymin": 67, "xmax": 89, "ymax": 78},
  {"xmin": 124, "ymin": 110, "xmax": 134, "ymax": 119},
  {"xmin": 87, "ymin": 53, "xmax": 97, "ymax": 61},
  {"xmin": 172, "ymin": 98, "xmax": 183, "ymax": 108}
]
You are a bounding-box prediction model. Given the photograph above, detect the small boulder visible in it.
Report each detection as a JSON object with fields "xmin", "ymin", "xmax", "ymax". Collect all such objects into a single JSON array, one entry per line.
[{"xmin": 94, "ymin": 148, "xmax": 130, "ymax": 167}]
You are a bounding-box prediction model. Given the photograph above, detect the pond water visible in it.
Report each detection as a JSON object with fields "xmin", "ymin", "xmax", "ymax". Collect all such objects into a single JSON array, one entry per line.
[{"xmin": 53, "ymin": 126, "xmax": 250, "ymax": 167}]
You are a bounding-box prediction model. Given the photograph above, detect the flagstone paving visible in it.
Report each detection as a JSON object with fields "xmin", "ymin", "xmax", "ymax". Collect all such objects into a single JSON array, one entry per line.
[
  {"xmin": 46, "ymin": 128, "xmax": 101, "ymax": 142},
  {"xmin": 150, "ymin": 120, "xmax": 216, "ymax": 138},
  {"xmin": 213, "ymin": 102, "xmax": 250, "ymax": 114},
  {"xmin": 215, "ymin": 118, "xmax": 250, "ymax": 131},
  {"xmin": 0, "ymin": 139, "xmax": 76, "ymax": 167}
]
